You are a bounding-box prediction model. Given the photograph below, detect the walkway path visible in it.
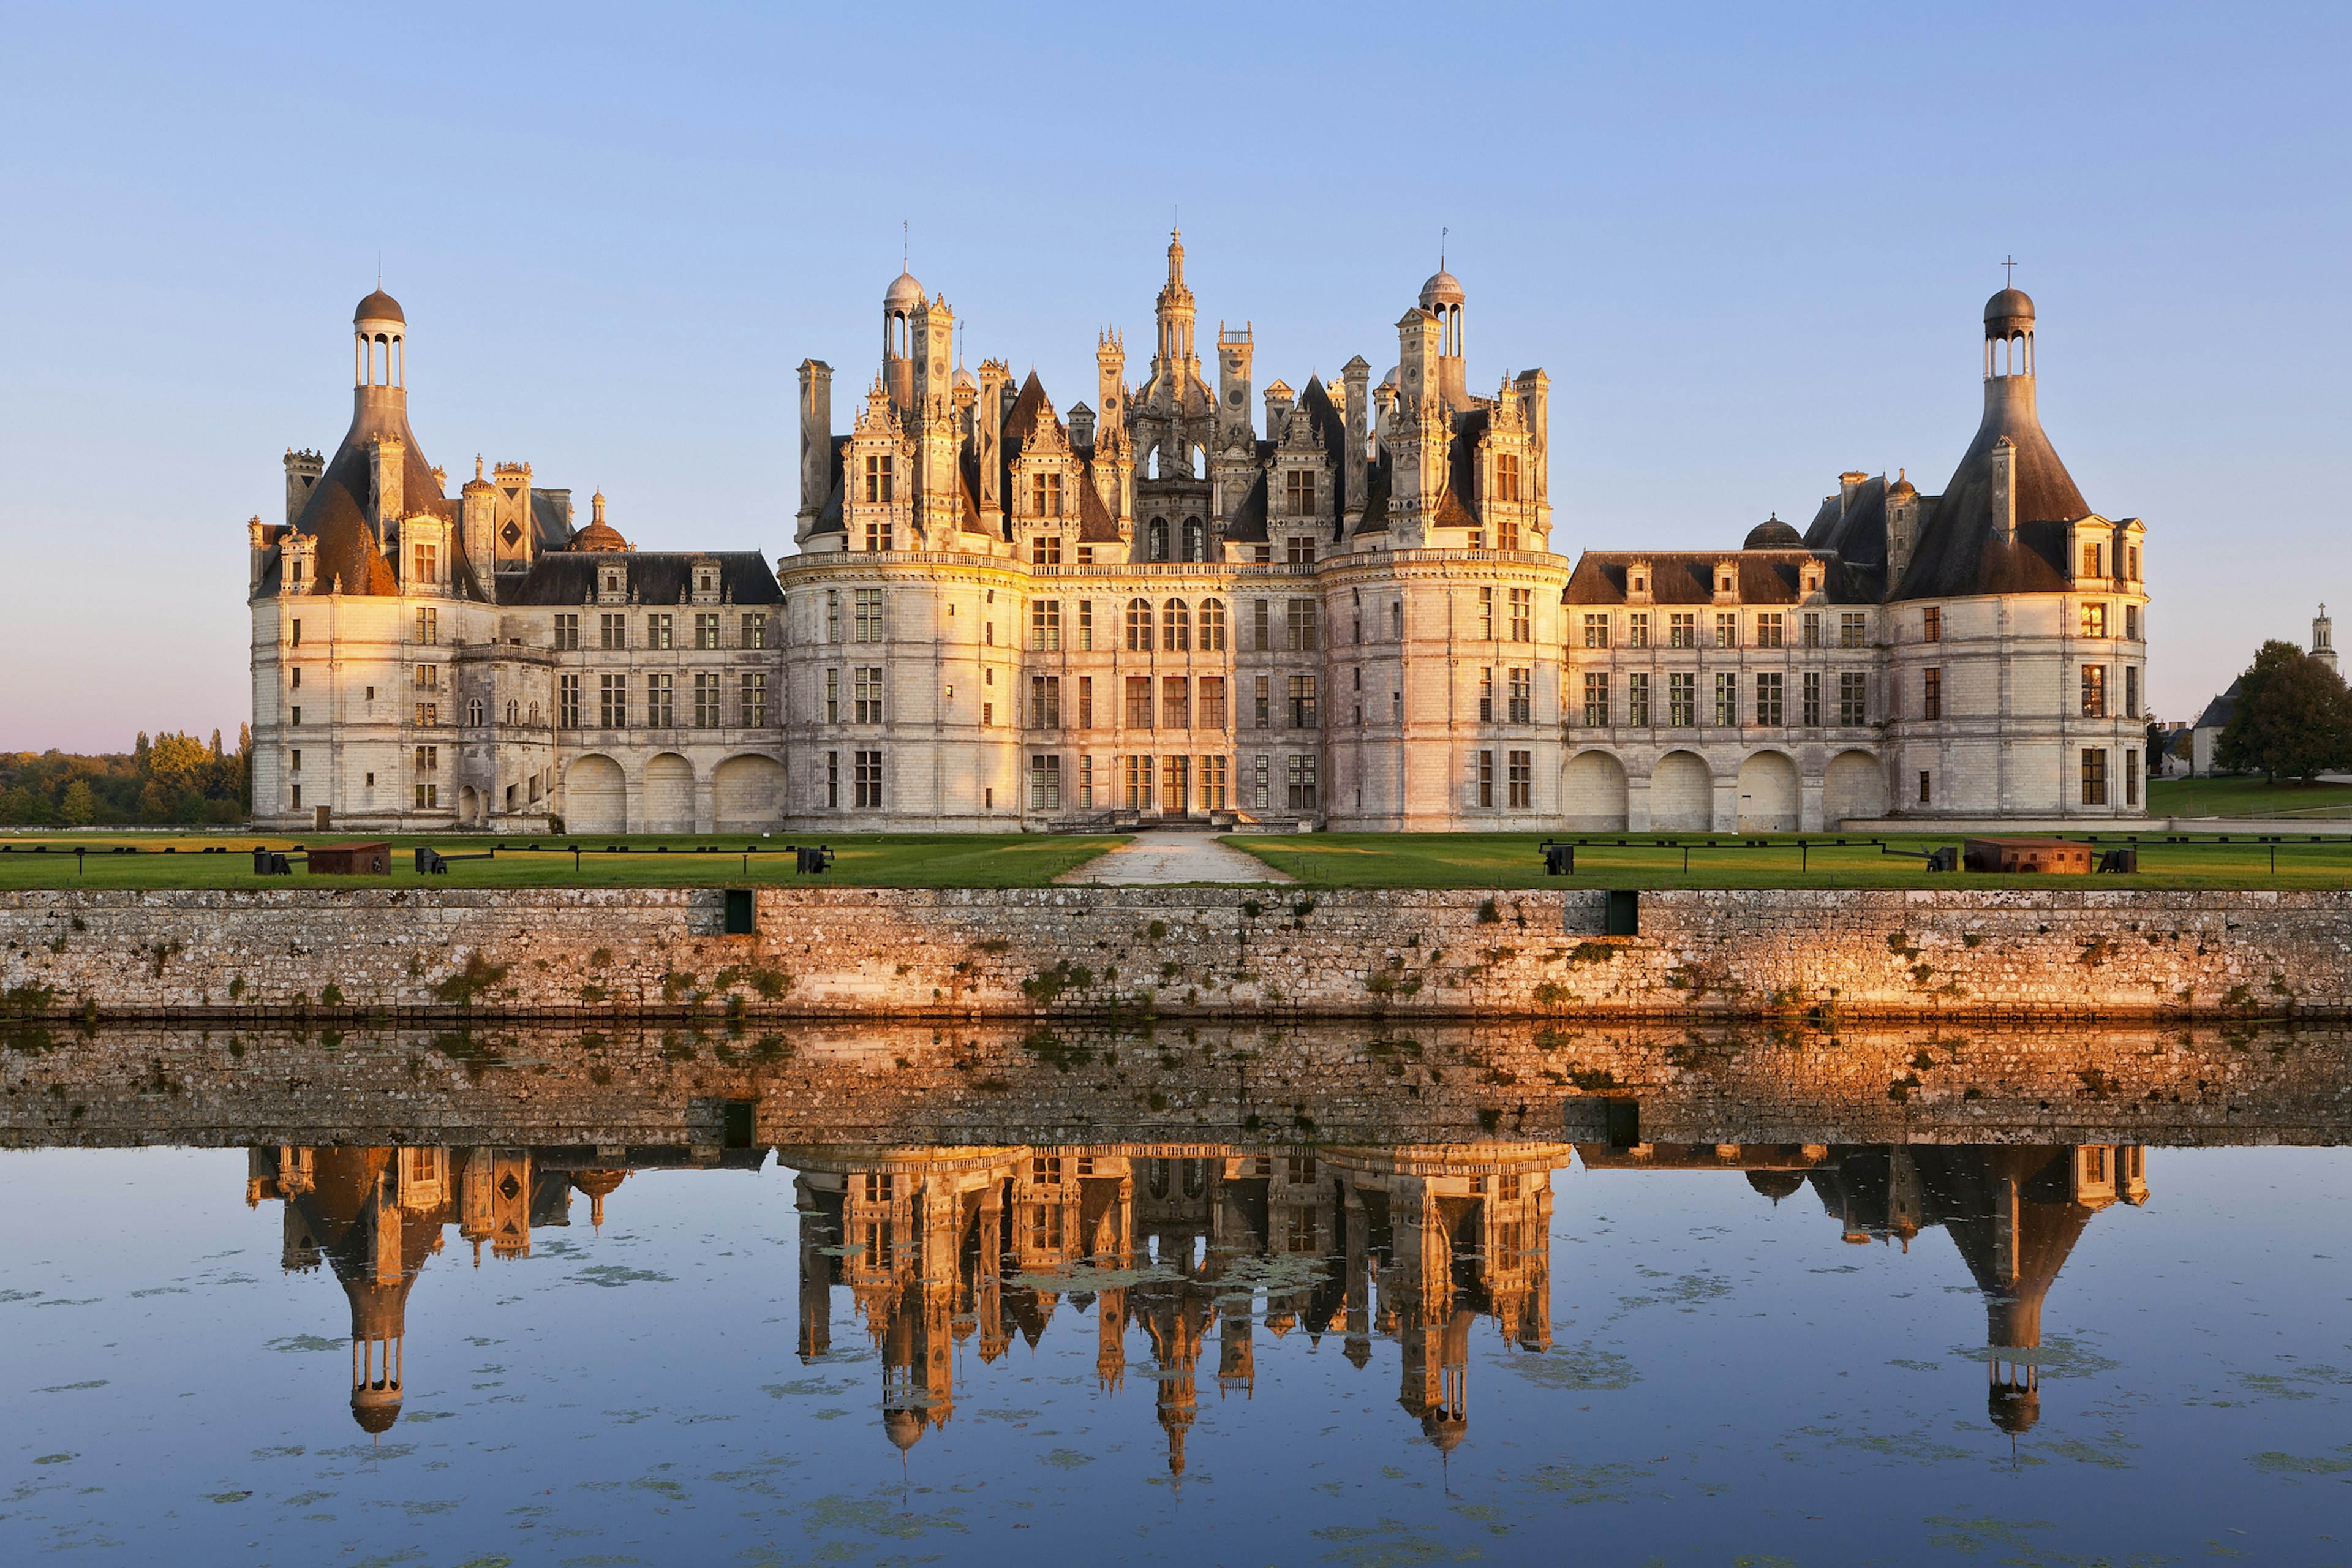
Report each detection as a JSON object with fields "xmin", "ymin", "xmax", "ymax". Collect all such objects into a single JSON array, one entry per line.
[{"xmin": 1057, "ymin": 832, "xmax": 1295, "ymax": 885}]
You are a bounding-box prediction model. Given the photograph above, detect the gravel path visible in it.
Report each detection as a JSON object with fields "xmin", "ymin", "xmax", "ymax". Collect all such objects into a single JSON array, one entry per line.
[{"xmin": 1055, "ymin": 832, "xmax": 1295, "ymax": 885}]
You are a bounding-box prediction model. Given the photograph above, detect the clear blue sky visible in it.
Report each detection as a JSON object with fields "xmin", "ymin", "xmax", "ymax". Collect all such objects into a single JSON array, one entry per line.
[{"xmin": 1, "ymin": 1, "xmax": 2343, "ymax": 751}]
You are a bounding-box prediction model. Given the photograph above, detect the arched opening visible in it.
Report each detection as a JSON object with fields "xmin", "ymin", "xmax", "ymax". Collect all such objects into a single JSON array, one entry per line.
[
  {"xmin": 1163, "ymin": 598, "xmax": 1189, "ymax": 652},
  {"xmin": 1125, "ymin": 597, "xmax": 1153, "ymax": 652},
  {"xmin": 642, "ymin": 753, "xmax": 695, "ymax": 834},
  {"xmin": 1822, "ymin": 748, "xmax": 1890, "ymax": 826},
  {"xmin": 564, "ymin": 754, "xmax": 627, "ymax": 834},
  {"xmin": 713, "ymin": 755, "xmax": 786, "ymax": 832},
  {"xmin": 1183, "ymin": 517, "xmax": 1204, "ymax": 560},
  {"xmin": 457, "ymin": 785, "xmax": 480, "ymax": 826},
  {"xmin": 1649, "ymin": 750, "xmax": 1711, "ymax": 831},
  {"xmin": 1561, "ymin": 750, "xmax": 1628, "ymax": 831},
  {"xmin": 1191, "ymin": 445, "xmax": 1205, "ymax": 480},
  {"xmin": 1148, "ymin": 519, "xmax": 1169, "ymax": 562},
  {"xmin": 1147, "ymin": 445, "xmax": 1160, "ymax": 480},
  {"xmin": 1736, "ymin": 752, "xmax": 1800, "ymax": 832}
]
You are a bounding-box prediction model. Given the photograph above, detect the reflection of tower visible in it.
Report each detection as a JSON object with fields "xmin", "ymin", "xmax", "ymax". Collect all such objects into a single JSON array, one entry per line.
[
  {"xmin": 1142, "ymin": 1281, "xmax": 1207, "ymax": 1477},
  {"xmin": 281, "ymin": 1148, "xmax": 445, "ymax": 1434},
  {"xmin": 571, "ymin": 1169, "xmax": 627, "ymax": 1229},
  {"xmin": 459, "ymin": 1148, "xmax": 538, "ymax": 1264},
  {"xmin": 1216, "ymin": 1298, "xmax": 1255, "ymax": 1399},
  {"xmin": 794, "ymin": 1172, "xmax": 839, "ymax": 1364}
]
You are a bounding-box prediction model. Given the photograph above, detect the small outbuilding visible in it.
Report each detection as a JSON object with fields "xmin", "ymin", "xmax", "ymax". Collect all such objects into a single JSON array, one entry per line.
[
  {"xmin": 1963, "ymin": 837, "xmax": 2094, "ymax": 875},
  {"xmin": 307, "ymin": 840, "xmax": 392, "ymax": 875}
]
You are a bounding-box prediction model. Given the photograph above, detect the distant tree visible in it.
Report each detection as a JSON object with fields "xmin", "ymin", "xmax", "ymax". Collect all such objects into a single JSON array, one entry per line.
[
  {"xmin": 2215, "ymin": 640, "xmax": 2352, "ymax": 783},
  {"xmin": 59, "ymin": 780, "xmax": 97, "ymax": 825}
]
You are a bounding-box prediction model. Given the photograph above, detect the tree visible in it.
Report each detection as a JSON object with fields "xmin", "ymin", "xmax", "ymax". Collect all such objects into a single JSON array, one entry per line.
[
  {"xmin": 2215, "ymin": 639, "xmax": 2352, "ymax": 783},
  {"xmin": 59, "ymin": 780, "xmax": 97, "ymax": 825}
]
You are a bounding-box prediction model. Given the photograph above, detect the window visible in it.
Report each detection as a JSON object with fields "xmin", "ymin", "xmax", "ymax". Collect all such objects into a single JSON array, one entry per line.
[
  {"xmin": 414, "ymin": 744, "xmax": 437, "ymax": 772},
  {"xmin": 688, "ymin": 612, "xmax": 715, "ymax": 650},
  {"xmin": 693, "ymin": 673, "xmax": 721, "ymax": 727},
  {"xmin": 290, "ymin": 782, "xmax": 301, "ymax": 809},
  {"xmin": 2081, "ymin": 601, "xmax": 2108, "ymax": 638},
  {"xmin": 1479, "ymin": 667, "xmax": 1494, "ymax": 722},
  {"xmin": 290, "ymin": 618, "xmax": 302, "ymax": 647},
  {"xmin": 1508, "ymin": 750, "xmax": 1532, "ymax": 810},
  {"xmin": 1390, "ymin": 599, "xmax": 1403, "ymax": 639},
  {"xmin": 1627, "ymin": 612, "xmax": 1651, "ymax": 648},
  {"xmin": 846, "ymin": 667, "xmax": 880, "ymax": 724},
  {"xmin": 1253, "ymin": 754, "xmax": 1270, "ymax": 810},
  {"xmin": 1755, "ymin": 671, "xmax": 1784, "ymax": 725},
  {"xmin": 412, "ymin": 703, "xmax": 436, "ymax": 726},
  {"xmin": 412, "ymin": 543, "xmax": 437, "ymax": 585},
  {"xmin": 635, "ymin": 613, "xmax": 666, "ymax": 650},
  {"xmin": 1161, "ymin": 755, "xmax": 1190, "ymax": 814},
  {"xmin": 1286, "ymin": 754, "xmax": 1318, "ymax": 810},
  {"xmin": 1839, "ymin": 671, "xmax": 1866, "ymax": 725},
  {"xmin": 467, "ymin": 697, "xmax": 485, "ymax": 727},
  {"xmin": 1479, "ymin": 586, "xmax": 1496, "ymax": 639},
  {"xmin": 2124, "ymin": 603, "xmax": 2140, "ymax": 641},
  {"xmin": 1031, "ymin": 600, "xmax": 1061, "ymax": 651},
  {"xmin": 1080, "ymin": 755, "xmax": 1095, "ymax": 808},
  {"xmin": 1125, "ymin": 676, "xmax": 1153, "ymax": 729},
  {"xmin": 1922, "ymin": 606, "xmax": 1941, "ymax": 643},
  {"xmin": 741, "ymin": 671, "xmax": 767, "ymax": 728},
  {"xmin": 982, "ymin": 702, "xmax": 993, "ymax": 726},
  {"xmin": 2081, "ymin": 747, "xmax": 2108, "ymax": 805},
  {"xmin": 1253, "ymin": 599, "xmax": 1271, "ymax": 652},
  {"xmin": 1125, "ymin": 753, "xmax": 1153, "ymax": 810},
  {"xmin": 1199, "ymin": 598, "xmax": 1227, "ymax": 651},
  {"xmin": 1669, "ymin": 612, "xmax": 1695, "ymax": 647},
  {"xmin": 825, "ymin": 590, "xmax": 840, "ymax": 643},
  {"xmin": 1756, "ymin": 612, "xmax": 1784, "ymax": 649},
  {"xmin": 1148, "ymin": 519, "xmax": 1169, "ymax": 560},
  {"xmin": 1477, "ymin": 750, "xmax": 1494, "ymax": 807},
  {"xmin": 1199, "ymin": 754, "xmax": 1227, "ymax": 810},
  {"xmin": 864, "ymin": 454, "xmax": 894, "ymax": 503},
  {"xmin": 1918, "ymin": 769, "xmax": 1931, "ymax": 805},
  {"xmin": 553, "ymin": 612, "xmax": 579, "ymax": 650},
  {"xmin": 826, "ymin": 751, "xmax": 839, "ymax": 808},
  {"xmin": 1715, "ymin": 612, "xmax": 1738, "ymax": 649},
  {"xmin": 600, "ymin": 674, "xmax": 626, "ymax": 728},
  {"xmin": 1583, "ymin": 613, "xmax": 1610, "ymax": 649},
  {"xmin": 853, "ymin": 589, "xmax": 883, "ymax": 643},
  {"xmin": 415, "ymin": 607, "xmax": 437, "ymax": 645},
  {"xmin": 1078, "ymin": 675, "xmax": 1095, "ymax": 729},
  {"xmin": 2082, "ymin": 542, "xmax": 2105, "ymax": 578},
  {"xmin": 559, "ymin": 673, "xmax": 581, "ymax": 728},
  {"xmin": 1285, "ymin": 469, "xmax": 1317, "ymax": 515},
  {"xmin": 289, "ymin": 748, "xmax": 301, "ymax": 774},
  {"xmin": 1184, "ymin": 518, "xmax": 1206, "ymax": 561},
  {"xmin": 1198, "ymin": 676, "xmax": 1227, "ymax": 729},
  {"xmin": 1841, "ymin": 611, "xmax": 1866, "ymax": 648},
  {"xmin": 1668, "ymin": 671, "xmax": 1695, "ymax": 726},
  {"xmin": 743, "ymin": 613, "xmax": 768, "ymax": 649},
  {"xmin": 414, "ymin": 782, "xmax": 438, "ymax": 809},
  {"xmin": 1030, "ymin": 675, "xmax": 1061, "ymax": 729},
  {"xmin": 1923, "ymin": 667, "xmax": 1943, "ymax": 721},
  {"xmin": 1031, "ymin": 532, "xmax": 1063, "ymax": 565},
  {"xmin": 1510, "ymin": 667, "xmax": 1532, "ymax": 724},
  {"xmin": 1801, "ymin": 610, "xmax": 1820, "ymax": 647},
  {"xmin": 1714, "ymin": 671, "xmax": 1738, "ymax": 726},
  {"xmin": 2127, "ymin": 545, "xmax": 2140, "ymax": 580},
  {"xmin": 1624, "ymin": 671, "xmax": 1648, "ymax": 726},
  {"xmin": 1509, "ymin": 588, "xmax": 1531, "ymax": 642},
  {"xmin": 1495, "ymin": 452, "xmax": 1521, "ymax": 502},
  {"xmin": 2125, "ymin": 665, "xmax": 2140, "ymax": 719},
  {"xmin": 413, "ymin": 663, "xmax": 439, "ymax": 690},
  {"xmin": 855, "ymin": 750, "xmax": 883, "ymax": 809},
  {"xmin": 1126, "ymin": 598, "xmax": 1153, "ymax": 651},
  {"xmin": 1583, "ymin": 672, "xmax": 1610, "ymax": 727},
  {"xmin": 1286, "ymin": 532, "xmax": 1315, "ymax": 566},
  {"xmin": 1801, "ymin": 670, "xmax": 1820, "ymax": 727},
  {"xmin": 1286, "ymin": 598, "xmax": 1319, "ymax": 650},
  {"xmin": 646, "ymin": 673, "xmax": 674, "ymax": 727},
  {"xmin": 1163, "ymin": 598, "xmax": 1190, "ymax": 652},
  {"xmin": 824, "ymin": 668, "xmax": 839, "ymax": 725},
  {"xmin": 2081, "ymin": 663, "xmax": 2107, "ymax": 718},
  {"xmin": 2127, "ymin": 752, "xmax": 2140, "ymax": 806},
  {"xmin": 863, "ymin": 516, "xmax": 889, "ymax": 559},
  {"xmin": 1032, "ymin": 471, "xmax": 1063, "ymax": 518},
  {"xmin": 1253, "ymin": 675, "xmax": 1270, "ymax": 729},
  {"xmin": 1288, "ymin": 674, "xmax": 1318, "ymax": 728},
  {"xmin": 1030, "ymin": 755, "xmax": 1061, "ymax": 810}
]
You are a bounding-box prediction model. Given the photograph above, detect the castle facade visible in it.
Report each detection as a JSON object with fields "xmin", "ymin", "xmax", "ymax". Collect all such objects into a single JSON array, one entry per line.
[{"xmin": 247, "ymin": 241, "xmax": 2150, "ymax": 834}]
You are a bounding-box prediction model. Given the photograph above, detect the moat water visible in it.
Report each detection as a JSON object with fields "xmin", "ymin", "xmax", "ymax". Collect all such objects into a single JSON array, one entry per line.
[{"xmin": 1, "ymin": 1025, "xmax": 2348, "ymax": 1565}]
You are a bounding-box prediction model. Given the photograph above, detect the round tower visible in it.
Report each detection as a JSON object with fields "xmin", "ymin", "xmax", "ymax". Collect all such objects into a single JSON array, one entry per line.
[
  {"xmin": 1985, "ymin": 285, "xmax": 2035, "ymax": 379},
  {"xmin": 883, "ymin": 269, "xmax": 924, "ymax": 409},
  {"xmin": 355, "ymin": 288, "xmax": 405, "ymax": 390}
]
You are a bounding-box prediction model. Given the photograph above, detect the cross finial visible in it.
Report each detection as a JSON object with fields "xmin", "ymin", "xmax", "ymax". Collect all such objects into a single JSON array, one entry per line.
[{"xmin": 2003, "ymin": 254, "xmax": 2017, "ymax": 287}]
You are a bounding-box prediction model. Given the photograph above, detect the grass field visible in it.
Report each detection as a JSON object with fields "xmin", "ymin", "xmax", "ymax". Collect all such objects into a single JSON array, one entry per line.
[
  {"xmin": 2146, "ymin": 775, "xmax": 2352, "ymax": 818},
  {"xmin": 1223, "ymin": 829, "xmax": 2352, "ymax": 891},
  {"xmin": 0, "ymin": 832, "xmax": 1126, "ymax": 889}
]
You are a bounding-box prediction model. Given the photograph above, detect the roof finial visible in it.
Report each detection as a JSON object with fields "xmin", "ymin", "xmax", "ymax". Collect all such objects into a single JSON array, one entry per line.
[
  {"xmin": 1441, "ymin": 225, "xmax": 1447, "ymax": 270},
  {"xmin": 902, "ymin": 219, "xmax": 908, "ymax": 270},
  {"xmin": 2003, "ymin": 254, "xmax": 2017, "ymax": 287}
]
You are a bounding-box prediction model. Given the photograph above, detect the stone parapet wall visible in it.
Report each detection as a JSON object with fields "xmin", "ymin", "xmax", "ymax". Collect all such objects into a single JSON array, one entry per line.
[{"xmin": 5, "ymin": 886, "xmax": 2352, "ymax": 1022}]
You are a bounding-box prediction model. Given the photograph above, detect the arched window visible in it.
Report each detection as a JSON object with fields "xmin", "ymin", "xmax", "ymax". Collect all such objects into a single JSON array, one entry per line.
[
  {"xmin": 505, "ymin": 699, "xmax": 518, "ymax": 725},
  {"xmin": 1199, "ymin": 598, "xmax": 1227, "ymax": 651},
  {"xmin": 1191, "ymin": 445, "xmax": 1205, "ymax": 480},
  {"xmin": 1183, "ymin": 517, "xmax": 1204, "ymax": 560},
  {"xmin": 1163, "ymin": 598, "xmax": 1189, "ymax": 652},
  {"xmin": 467, "ymin": 698, "xmax": 484, "ymax": 727},
  {"xmin": 1147, "ymin": 445, "xmax": 1160, "ymax": 480},
  {"xmin": 1148, "ymin": 519, "xmax": 1169, "ymax": 561},
  {"xmin": 1126, "ymin": 597, "xmax": 1153, "ymax": 652}
]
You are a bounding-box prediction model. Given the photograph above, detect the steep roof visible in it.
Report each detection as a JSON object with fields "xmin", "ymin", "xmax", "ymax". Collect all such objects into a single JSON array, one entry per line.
[
  {"xmin": 1564, "ymin": 549, "xmax": 1875, "ymax": 606},
  {"xmin": 1436, "ymin": 408, "xmax": 1486, "ymax": 527},
  {"xmin": 1891, "ymin": 378, "xmax": 2091, "ymax": 601},
  {"xmin": 2192, "ymin": 676, "xmax": 2242, "ymax": 732},
  {"xmin": 500, "ymin": 550, "xmax": 782, "ymax": 606},
  {"xmin": 1801, "ymin": 474, "xmax": 1888, "ymax": 568},
  {"xmin": 282, "ymin": 390, "xmax": 454, "ymax": 597},
  {"xmin": 1077, "ymin": 472, "xmax": 1124, "ymax": 543}
]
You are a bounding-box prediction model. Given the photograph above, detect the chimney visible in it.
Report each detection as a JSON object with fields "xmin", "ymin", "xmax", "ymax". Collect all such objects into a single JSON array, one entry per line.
[
  {"xmin": 796, "ymin": 360, "xmax": 833, "ymax": 544},
  {"xmin": 1839, "ymin": 471, "xmax": 1867, "ymax": 515}
]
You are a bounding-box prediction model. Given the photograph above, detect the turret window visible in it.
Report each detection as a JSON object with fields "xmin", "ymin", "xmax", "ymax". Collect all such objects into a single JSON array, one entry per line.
[
  {"xmin": 1495, "ymin": 453, "xmax": 1521, "ymax": 502},
  {"xmin": 2082, "ymin": 542, "xmax": 2105, "ymax": 578},
  {"xmin": 1510, "ymin": 589, "xmax": 1531, "ymax": 642},
  {"xmin": 1031, "ymin": 472, "xmax": 1063, "ymax": 518},
  {"xmin": 2082, "ymin": 665, "xmax": 2107, "ymax": 718},
  {"xmin": 864, "ymin": 455, "xmax": 894, "ymax": 503},
  {"xmin": 1285, "ymin": 469, "xmax": 1317, "ymax": 515},
  {"xmin": 1922, "ymin": 607, "xmax": 1941, "ymax": 643},
  {"xmin": 2081, "ymin": 602, "xmax": 2108, "ymax": 638},
  {"xmin": 412, "ymin": 543, "xmax": 436, "ymax": 583}
]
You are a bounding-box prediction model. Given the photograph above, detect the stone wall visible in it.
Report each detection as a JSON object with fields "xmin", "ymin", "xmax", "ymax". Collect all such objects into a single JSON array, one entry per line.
[
  {"xmin": 5, "ymin": 886, "xmax": 2352, "ymax": 1022},
  {"xmin": 4, "ymin": 1021, "xmax": 2346, "ymax": 1150}
]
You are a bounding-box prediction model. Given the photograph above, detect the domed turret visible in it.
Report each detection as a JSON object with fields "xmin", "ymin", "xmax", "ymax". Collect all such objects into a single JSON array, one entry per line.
[
  {"xmin": 883, "ymin": 271, "xmax": 924, "ymax": 313},
  {"xmin": 354, "ymin": 288, "xmax": 405, "ymax": 326},
  {"xmin": 1888, "ymin": 467, "xmax": 1917, "ymax": 499},
  {"xmin": 570, "ymin": 490, "xmax": 629, "ymax": 552},
  {"xmin": 1985, "ymin": 286, "xmax": 2035, "ymax": 335},
  {"xmin": 1418, "ymin": 268, "xmax": 1465, "ymax": 311},
  {"xmin": 883, "ymin": 1408, "xmax": 927, "ymax": 1451},
  {"xmin": 1744, "ymin": 513, "xmax": 1804, "ymax": 549}
]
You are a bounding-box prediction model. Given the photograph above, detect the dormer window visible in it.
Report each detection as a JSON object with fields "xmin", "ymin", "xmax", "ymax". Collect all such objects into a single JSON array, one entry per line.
[
  {"xmin": 1285, "ymin": 469, "xmax": 1317, "ymax": 515},
  {"xmin": 1719, "ymin": 575, "xmax": 1733, "ymax": 593},
  {"xmin": 2082, "ymin": 542, "xmax": 2105, "ymax": 578},
  {"xmin": 603, "ymin": 571, "xmax": 620, "ymax": 593},
  {"xmin": 1494, "ymin": 453, "xmax": 1521, "ymax": 503},
  {"xmin": 1631, "ymin": 573, "xmax": 1646, "ymax": 594},
  {"xmin": 1031, "ymin": 471, "xmax": 1063, "ymax": 518},
  {"xmin": 863, "ymin": 454, "xmax": 894, "ymax": 503},
  {"xmin": 698, "ymin": 572, "xmax": 714, "ymax": 594}
]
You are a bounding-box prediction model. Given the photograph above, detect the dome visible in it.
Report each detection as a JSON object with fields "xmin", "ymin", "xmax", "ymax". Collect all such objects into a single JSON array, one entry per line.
[
  {"xmin": 952, "ymin": 364, "xmax": 976, "ymax": 392},
  {"xmin": 571, "ymin": 490, "xmax": 629, "ymax": 552},
  {"xmin": 1744, "ymin": 513, "xmax": 1804, "ymax": 549},
  {"xmin": 354, "ymin": 289, "xmax": 404, "ymax": 325},
  {"xmin": 884, "ymin": 1409, "xmax": 927, "ymax": 1451},
  {"xmin": 1888, "ymin": 467, "xmax": 1917, "ymax": 498},
  {"xmin": 1746, "ymin": 1169, "xmax": 1806, "ymax": 1204},
  {"xmin": 350, "ymin": 1388, "xmax": 402, "ymax": 1432},
  {"xmin": 1985, "ymin": 287, "xmax": 2035, "ymax": 330},
  {"xmin": 884, "ymin": 270, "xmax": 925, "ymax": 313},
  {"xmin": 1988, "ymin": 1381, "xmax": 2041, "ymax": 1435},
  {"xmin": 1418, "ymin": 269, "xmax": 1465, "ymax": 310},
  {"xmin": 460, "ymin": 455, "xmax": 494, "ymax": 496}
]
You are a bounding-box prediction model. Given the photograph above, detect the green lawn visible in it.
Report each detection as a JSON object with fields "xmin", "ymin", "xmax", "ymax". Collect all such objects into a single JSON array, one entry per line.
[
  {"xmin": 2146, "ymin": 775, "xmax": 2352, "ymax": 819},
  {"xmin": 1224, "ymin": 830, "xmax": 2352, "ymax": 891},
  {"xmin": 0, "ymin": 832, "xmax": 1126, "ymax": 889}
]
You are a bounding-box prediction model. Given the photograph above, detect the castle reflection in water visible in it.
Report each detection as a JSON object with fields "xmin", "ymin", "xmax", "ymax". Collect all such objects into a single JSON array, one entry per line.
[{"xmin": 244, "ymin": 1137, "xmax": 2147, "ymax": 1465}]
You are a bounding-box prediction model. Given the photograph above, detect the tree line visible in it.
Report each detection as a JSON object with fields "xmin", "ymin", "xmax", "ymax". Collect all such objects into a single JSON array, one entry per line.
[{"xmin": 0, "ymin": 729, "xmax": 252, "ymax": 825}]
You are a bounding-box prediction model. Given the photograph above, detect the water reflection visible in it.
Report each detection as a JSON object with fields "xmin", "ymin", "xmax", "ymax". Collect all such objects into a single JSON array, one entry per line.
[{"xmin": 241, "ymin": 1134, "xmax": 2150, "ymax": 1463}]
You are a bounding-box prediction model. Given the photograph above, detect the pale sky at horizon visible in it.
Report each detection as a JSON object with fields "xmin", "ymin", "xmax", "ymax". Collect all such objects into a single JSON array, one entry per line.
[{"xmin": 1, "ymin": 1, "xmax": 2345, "ymax": 752}]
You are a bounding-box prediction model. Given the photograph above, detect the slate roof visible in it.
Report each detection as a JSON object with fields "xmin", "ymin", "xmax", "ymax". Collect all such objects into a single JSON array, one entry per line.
[
  {"xmin": 1890, "ymin": 381, "xmax": 2092, "ymax": 601},
  {"xmin": 1563, "ymin": 550, "xmax": 1877, "ymax": 606},
  {"xmin": 2192, "ymin": 677, "xmax": 2241, "ymax": 732},
  {"xmin": 499, "ymin": 550, "xmax": 782, "ymax": 606},
  {"xmin": 277, "ymin": 393, "xmax": 458, "ymax": 598}
]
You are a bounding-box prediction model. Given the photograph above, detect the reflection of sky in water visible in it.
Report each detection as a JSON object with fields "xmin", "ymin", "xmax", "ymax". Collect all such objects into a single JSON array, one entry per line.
[{"xmin": 1, "ymin": 1142, "xmax": 2346, "ymax": 1564}]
